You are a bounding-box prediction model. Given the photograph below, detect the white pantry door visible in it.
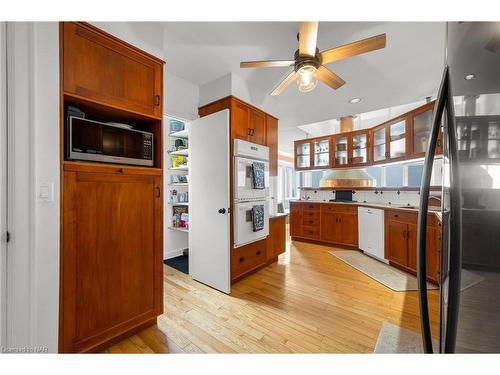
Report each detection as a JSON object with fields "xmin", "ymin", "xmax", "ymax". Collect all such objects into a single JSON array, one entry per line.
[{"xmin": 189, "ymin": 110, "xmax": 231, "ymax": 293}]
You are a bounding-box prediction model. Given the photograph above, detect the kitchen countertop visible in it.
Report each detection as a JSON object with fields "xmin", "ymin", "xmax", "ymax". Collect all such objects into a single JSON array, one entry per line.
[
  {"xmin": 291, "ymin": 200, "xmax": 443, "ymax": 220},
  {"xmin": 269, "ymin": 213, "xmax": 288, "ymax": 219}
]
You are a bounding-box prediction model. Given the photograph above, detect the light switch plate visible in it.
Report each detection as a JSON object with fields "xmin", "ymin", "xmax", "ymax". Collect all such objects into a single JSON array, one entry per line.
[{"xmin": 38, "ymin": 182, "xmax": 54, "ymax": 202}]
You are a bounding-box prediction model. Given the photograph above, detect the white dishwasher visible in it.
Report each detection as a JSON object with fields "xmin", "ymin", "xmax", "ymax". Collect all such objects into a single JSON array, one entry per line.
[{"xmin": 358, "ymin": 207, "xmax": 386, "ymax": 263}]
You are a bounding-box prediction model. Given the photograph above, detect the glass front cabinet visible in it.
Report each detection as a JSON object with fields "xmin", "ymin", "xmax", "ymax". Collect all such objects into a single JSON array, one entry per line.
[
  {"xmin": 409, "ymin": 102, "xmax": 442, "ymax": 158},
  {"xmin": 293, "ymin": 101, "xmax": 441, "ymax": 171},
  {"xmin": 294, "ymin": 140, "xmax": 311, "ymax": 169},
  {"xmin": 312, "ymin": 137, "xmax": 331, "ymax": 169},
  {"xmin": 371, "ymin": 116, "xmax": 408, "ymax": 164}
]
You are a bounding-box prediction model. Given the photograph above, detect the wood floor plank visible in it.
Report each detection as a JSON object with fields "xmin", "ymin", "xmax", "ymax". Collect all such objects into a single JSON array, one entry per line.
[{"xmin": 104, "ymin": 231, "xmax": 439, "ymax": 353}]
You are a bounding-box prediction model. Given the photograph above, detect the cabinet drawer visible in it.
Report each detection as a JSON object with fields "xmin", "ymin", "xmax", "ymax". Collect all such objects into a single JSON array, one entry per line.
[
  {"xmin": 386, "ymin": 210, "xmax": 417, "ymax": 224},
  {"xmin": 302, "ymin": 202, "xmax": 320, "ymax": 211},
  {"xmin": 232, "ymin": 240, "xmax": 267, "ymax": 278},
  {"xmin": 302, "ymin": 216, "xmax": 320, "ymax": 226},
  {"xmin": 321, "ymin": 204, "xmax": 357, "ymax": 213},
  {"xmin": 301, "ymin": 225, "xmax": 320, "ymax": 239},
  {"xmin": 302, "ymin": 210, "xmax": 320, "ymax": 219}
]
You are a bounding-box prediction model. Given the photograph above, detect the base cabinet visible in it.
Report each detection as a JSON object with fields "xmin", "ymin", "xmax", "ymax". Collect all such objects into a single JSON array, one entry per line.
[
  {"xmin": 267, "ymin": 215, "xmax": 286, "ymax": 261},
  {"xmin": 60, "ymin": 170, "xmax": 163, "ymax": 353},
  {"xmin": 291, "ymin": 202, "xmax": 358, "ymax": 247},
  {"xmin": 385, "ymin": 210, "xmax": 440, "ymax": 283}
]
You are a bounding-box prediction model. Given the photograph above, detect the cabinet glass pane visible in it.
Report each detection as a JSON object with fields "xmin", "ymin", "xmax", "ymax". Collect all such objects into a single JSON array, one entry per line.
[
  {"xmin": 487, "ymin": 120, "xmax": 500, "ymax": 159},
  {"xmin": 313, "ymin": 139, "xmax": 330, "ymax": 167},
  {"xmin": 373, "ymin": 127, "xmax": 386, "ymax": 162},
  {"xmin": 413, "ymin": 110, "xmax": 433, "ymax": 154},
  {"xmin": 352, "ymin": 133, "xmax": 368, "ymax": 164},
  {"xmin": 335, "ymin": 136, "xmax": 348, "ymax": 165},
  {"xmin": 390, "ymin": 120, "xmax": 406, "ymax": 158},
  {"xmin": 296, "ymin": 142, "xmax": 310, "ymax": 168}
]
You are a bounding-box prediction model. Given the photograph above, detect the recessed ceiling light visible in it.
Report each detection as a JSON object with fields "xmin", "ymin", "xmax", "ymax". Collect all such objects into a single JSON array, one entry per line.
[
  {"xmin": 349, "ymin": 98, "xmax": 361, "ymax": 104},
  {"xmin": 465, "ymin": 74, "xmax": 476, "ymax": 80}
]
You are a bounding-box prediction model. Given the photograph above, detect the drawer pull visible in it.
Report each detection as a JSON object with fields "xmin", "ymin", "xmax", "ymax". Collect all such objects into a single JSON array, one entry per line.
[
  {"xmin": 394, "ymin": 214, "xmax": 399, "ymax": 218},
  {"xmin": 256, "ymin": 250, "xmax": 262, "ymax": 256},
  {"xmin": 239, "ymin": 256, "xmax": 245, "ymax": 263},
  {"xmin": 309, "ymin": 220, "xmax": 313, "ymax": 224},
  {"xmin": 118, "ymin": 168, "xmax": 125, "ymax": 174}
]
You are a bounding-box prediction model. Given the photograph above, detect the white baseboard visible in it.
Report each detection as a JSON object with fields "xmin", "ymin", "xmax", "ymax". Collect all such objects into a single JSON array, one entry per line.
[{"xmin": 164, "ymin": 248, "xmax": 186, "ymax": 260}]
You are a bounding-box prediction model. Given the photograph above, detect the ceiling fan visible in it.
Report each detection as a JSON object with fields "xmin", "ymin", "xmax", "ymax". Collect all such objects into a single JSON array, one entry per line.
[{"xmin": 240, "ymin": 22, "xmax": 386, "ymax": 96}]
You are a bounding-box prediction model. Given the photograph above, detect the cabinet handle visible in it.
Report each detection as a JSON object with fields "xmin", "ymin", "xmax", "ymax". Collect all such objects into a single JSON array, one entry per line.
[
  {"xmin": 239, "ymin": 256, "xmax": 245, "ymax": 263},
  {"xmin": 155, "ymin": 186, "xmax": 161, "ymax": 198},
  {"xmin": 155, "ymin": 95, "xmax": 161, "ymax": 106},
  {"xmin": 394, "ymin": 214, "xmax": 399, "ymax": 218},
  {"xmin": 309, "ymin": 220, "xmax": 313, "ymax": 224},
  {"xmin": 402, "ymin": 230, "xmax": 407, "ymax": 239},
  {"xmin": 118, "ymin": 168, "xmax": 125, "ymax": 174},
  {"xmin": 256, "ymin": 250, "xmax": 262, "ymax": 256},
  {"xmin": 251, "ymin": 129, "xmax": 255, "ymax": 136}
]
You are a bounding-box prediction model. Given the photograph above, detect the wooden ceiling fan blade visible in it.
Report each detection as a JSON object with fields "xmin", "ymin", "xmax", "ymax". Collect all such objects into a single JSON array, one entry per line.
[
  {"xmin": 271, "ymin": 70, "xmax": 298, "ymax": 96},
  {"xmin": 316, "ymin": 66, "xmax": 345, "ymax": 90},
  {"xmin": 321, "ymin": 33, "xmax": 386, "ymax": 64},
  {"xmin": 299, "ymin": 22, "xmax": 319, "ymax": 56},
  {"xmin": 240, "ymin": 60, "xmax": 295, "ymax": 68}
]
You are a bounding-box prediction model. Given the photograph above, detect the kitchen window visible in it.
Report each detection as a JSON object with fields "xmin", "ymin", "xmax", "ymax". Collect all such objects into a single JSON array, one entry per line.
[{"xmin": 278, "ymin": 163, "xmax": 299, "ymax": 210}]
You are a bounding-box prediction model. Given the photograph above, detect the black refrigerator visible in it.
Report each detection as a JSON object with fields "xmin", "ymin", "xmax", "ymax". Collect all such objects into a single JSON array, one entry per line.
[{"xmin": 417, "ymin": 22, "xmax": 500, "ymax": 353}]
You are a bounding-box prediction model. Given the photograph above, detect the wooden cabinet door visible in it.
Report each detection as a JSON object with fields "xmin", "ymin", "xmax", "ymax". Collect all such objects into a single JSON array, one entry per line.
[
  {"xmin": 267, "ymin": 216, "xmax": 286, "ymax": 261},
  {"xmin": 320, "ymin": 212, "xmax": 339, "ymax": 243},
  {"xmin": 231, "ymin": 100, "xmax": 251, "ymax": 141},
  {"xmin": 339, "ymin": 213, "xmax": 358, "ymax": 246},
  {"xmin": 266, "ymin": 115, "xmax": 278, "ymax": 176},
  {"xmin": 249, "ymin": 109, "xmax": 267, "ymax": 145},
  {"xmin": 386, "ymin": 221, "xmax": 408, "ymax": 266},
  {"xmin": 290, "ymin": 204, "xmax": 302, "ymax": 237},
  {"xmin": 407, "ymin": 224, "xmax": 438, "ymax": 281},
  {"xmin": 61, "ymin": 171, "xmax": 163, "ymax": 353},
  {"xmin": 62, "ymin": 22, "xmax": 163, "ymax": 118}
]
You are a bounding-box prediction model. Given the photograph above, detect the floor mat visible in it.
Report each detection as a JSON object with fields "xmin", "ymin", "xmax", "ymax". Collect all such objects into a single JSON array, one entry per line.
[
  {"xmin": 164, "ymin": 255, "xmax": 189, "ymax": 275},
  {"xmin": 330, "ymin": 250, "xmax": 438, "ymax": 291},
  {"xmin": 374, "ymin": 322, "xmax": 438, "ymax": 353}
]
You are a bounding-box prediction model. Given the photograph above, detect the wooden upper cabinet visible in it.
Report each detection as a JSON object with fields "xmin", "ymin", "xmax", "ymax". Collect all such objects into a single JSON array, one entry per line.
[
  {"xmin": 266, "ymin": 115, "xmax": 278, "ymax": 176},
  {"xmin": 312, "ymin": 136, "xmax": 331, "ymax": 169},
  {"xmin": 294, "ymin": 140, "xmax": 312, "ymax": 170},
  {"xmin": 409, "ymin": 101, "xmax": 442, "ymax": 157},
  {"xmin": 350, "ymin": 130, "xmax": 370, "ymax": 166},
  {"xmin": 249, "ymin": 109, "xmax": 267, "ymax": 145},
  {"xmin": 371, "ymin": 124, "xmax": 388, "ymax": 163},
  {"xmin": 61, "ymin": 171, "xmax": 163, "ymax": 353},
  {"xmin": 62, "ymin": 22, "xmax": 164, "ymax": 119},
  {"xmin": 231, "ymin": 100, "xmax": 251, "ymax": 141}
]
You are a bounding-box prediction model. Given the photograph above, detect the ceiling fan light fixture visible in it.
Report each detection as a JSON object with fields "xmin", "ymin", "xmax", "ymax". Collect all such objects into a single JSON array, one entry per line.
[
  {"xmin": 296, "ymin": 64, "xmax": 318, "ymax": 93},
  {"xmin": 349, "ymin": 97, "xmax": 361, "ymax": 104}
]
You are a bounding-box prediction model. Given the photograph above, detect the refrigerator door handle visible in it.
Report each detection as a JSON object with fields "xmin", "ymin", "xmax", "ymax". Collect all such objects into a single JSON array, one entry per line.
[
  {"xmin": 443, "ymin": 67, "xmax": 462, "ymax": 354},
  {"xmin": 417, "ymin": 66, "xmax": 449, "ymax": 354}
]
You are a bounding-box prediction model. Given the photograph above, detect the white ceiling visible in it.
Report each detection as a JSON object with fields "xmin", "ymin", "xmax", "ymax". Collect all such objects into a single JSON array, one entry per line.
[{"xmin": 162, "ymin": 22, "xmax": 446, "ymax": 129}]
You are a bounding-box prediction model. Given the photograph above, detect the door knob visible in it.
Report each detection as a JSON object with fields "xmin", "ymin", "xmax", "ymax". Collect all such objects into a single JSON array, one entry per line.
[{"xmin": 218, "ymin": 208, "xmax": 226, "ymax": 214}]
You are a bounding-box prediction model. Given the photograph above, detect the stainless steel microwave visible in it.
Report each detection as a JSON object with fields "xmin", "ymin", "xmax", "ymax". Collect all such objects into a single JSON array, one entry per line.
[{"xmin": 67, "ymin": 116, "xmax": 154, "ymax": 167}]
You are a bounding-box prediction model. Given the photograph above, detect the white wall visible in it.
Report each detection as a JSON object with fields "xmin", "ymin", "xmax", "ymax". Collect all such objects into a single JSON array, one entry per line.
[
  {"xmin": 164, "ymin": 69, "xmax": 200, "ymax": 120},
  {"xmin": 199, "ymin": 74, "xmax": 232, "ymax": 107},
  {"xmin": 6, "ymin": 22, "xmax": 59, "ymax": 353}
]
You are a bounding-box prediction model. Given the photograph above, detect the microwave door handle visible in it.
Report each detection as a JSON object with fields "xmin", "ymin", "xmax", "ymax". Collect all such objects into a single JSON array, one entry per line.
[
  {"xmin": 417, "ymin": 66, "xmax": 449, "ymax": 354},
  {"xmin": 443, "ymin": 67, "xmax": 462, "ymax": 354}
]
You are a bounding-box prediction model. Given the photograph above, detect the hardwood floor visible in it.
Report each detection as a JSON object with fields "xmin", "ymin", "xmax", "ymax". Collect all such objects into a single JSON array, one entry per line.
[{"xmin": 104, "ymin": 233, "xmax": 439, "ymax": 353}]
